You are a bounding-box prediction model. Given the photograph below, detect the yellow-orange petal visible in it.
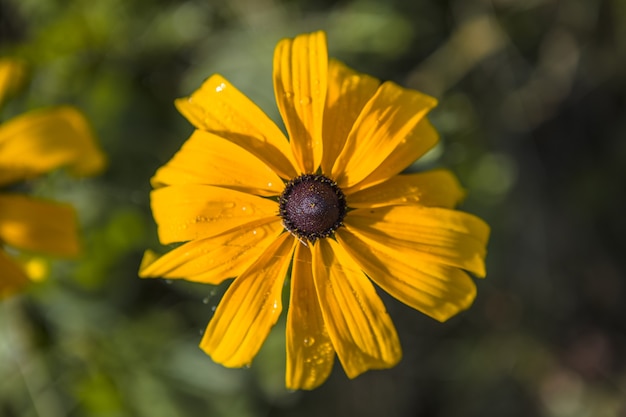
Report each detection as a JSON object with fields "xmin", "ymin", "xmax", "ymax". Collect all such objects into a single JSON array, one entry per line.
[
  {"xmin": 200, "ymin": 232, "xmax": 296, "ymax": 367},
  {"xmin": 346, "ymin": 117, "xmax": 439, "ymax": 194},
  {"xmin": 0, "ymin": 249, "xmax": 30, "ymax": 299},
  {"xmin": 273, "ymin": 31, "xmax": 328, "ymax": 174},
  {"xmin": 320, "ymin": 59, "xmax": 380, "ymax": 176},
  {"xmin": 332, "ymin": 82, "xmax": 437, "ymax": 190},
  {"xmin": 286, "ymin": 243, "xmax": 335, "ymax": 390},
  {"xmin": 347, "ymin": 169, "xmax": 466, "ymax": 209},
  {"xmin": 139, "ymin": 218, "xmax": 283, "ymax": 284},
  {"xmin": 311, "ymin": 238, "xmax": 401, "ymax": 379},
  {"xmin": 336, "ymin": 228, "xmax": 476, "ymax": 322},
  {"xmin": 346, "ymin": 206, "xmax": 489, "ymax": 278},
  {"xmin": 150, "ymin": 184, "xmax": 278, "ymax": 244},
  {"xmin": 0, "ymin": 194, "xmax": 80, "ymax": 257},
  {"xmin": 0, "ymin": 58, "xmax": 27, "ymax": 107},
  {"xmin": 175, "ymin": 75, "xmax": 297, "ymax": 180},
  {"xmin": 151, "ymin": 130, "xmax": 283, "ymax": 196},
  {"xmin": 0, "ymin": 106, "xmax": 106, "ymax": 186}
]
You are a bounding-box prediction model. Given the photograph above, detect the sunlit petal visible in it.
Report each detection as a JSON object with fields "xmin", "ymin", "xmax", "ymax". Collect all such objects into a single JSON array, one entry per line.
[
  {"xmin": 175, "ymin": 75, "xmax": 297, "ymax": 179},
  {"xmin": 200, "ymin": 233, "xmax": 296, "ymax": 367},
  {"xmin": 274, "ymin": 31, "xmax": 327, "ymax": 173},
  {"xmin": 0, "ymin": 249, "xmax": 30, "ymax": 299},
  {"xmin": 337, "ymin": 228, "xmax": 476, "ymax": 322},
  {"xmin": 347, "ymin": 169, "xmax": 465, "ymax": 208},
  {"xmin": 332, "ymin": 82, "xmax": 437, "ymax": 190},
  {"xmin": 286, "ymin": 243, "xmax": 335, "ymax": 390},
  {"xmin": 311, "ymin": 239, "xmax": 401, "ymax": 379},
  {"xmin": 0, "ymin": 194, "xmax": 79, "ymax": 257},
  {"xmin": 151, "ymin": 184, "xmax": 278, "ymax": 244},
  {"xmin": 151, "ymin": 130, "xmax": 283, "ymax": 196},
  {"xmin": 0, "ymin": 106, "xmax": 106, "ymax": 186},
  {"xmin": 139, "ymin": 218, "xmax": 283, "ymax": 284},
  {"xmin": 346, "ymin": 206, "xmax": 489, "ymax": 278},
  {"xmin": 346, "ymin": 117, "xmax": 439, "ymax": 193},
  {"xmin": 320, "ymin": 59, "xmax": 380, "ymax": 175}
]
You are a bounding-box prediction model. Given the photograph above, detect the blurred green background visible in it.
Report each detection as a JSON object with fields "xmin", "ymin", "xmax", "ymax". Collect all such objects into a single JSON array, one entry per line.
[{"xmin": 1, "ymin": 0, "xmax": 625, "ymax": 416}]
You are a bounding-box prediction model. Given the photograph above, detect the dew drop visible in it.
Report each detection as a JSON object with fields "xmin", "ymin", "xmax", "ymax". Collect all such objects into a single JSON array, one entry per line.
[
  {"xmin": 300, "ymin": 96, "xmax": 312, "ymax": 105},
  {"xmin": 202, "ymin": 297, "xmax": 210, "ymax": 304},
  {"xmin": 252, "ymin": 229, "xmax": 257, "ymax": 235},
  {"xmin": 303, "ymin": 337, "xmax": 315, "ymax": 347},
  {"xmin": 165, "ymin": 279, "xmax": 173, "ymax": 285},
  {"xmin": 215, "ymin": 82, "xmax": 226, "ymax": 92},
  {"xmin": 267, "ymin": 182, "xmax": 273, "ymax": 188},
  {"xmin": 284, "ymin": 91, "xmax": 294, "ymax": 99},
  {"xmin": 211, "ymin": 305, "xmax": 216, "ymax": 312}
]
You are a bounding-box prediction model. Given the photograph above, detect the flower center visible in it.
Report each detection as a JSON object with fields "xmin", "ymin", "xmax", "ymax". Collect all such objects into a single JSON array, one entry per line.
[{"xmin": 279, "ymin": 174, "xmax": 347, "ymax": 242}]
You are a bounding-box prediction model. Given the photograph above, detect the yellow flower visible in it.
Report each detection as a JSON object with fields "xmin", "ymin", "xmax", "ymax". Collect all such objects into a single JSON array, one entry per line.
[
  {"xmin": 140, "ymin": 31, "xmax": 489, "ymax": 390},
  {"xmin": 0, "ymin": 58, "xmax": 106, "ymax": 299}
]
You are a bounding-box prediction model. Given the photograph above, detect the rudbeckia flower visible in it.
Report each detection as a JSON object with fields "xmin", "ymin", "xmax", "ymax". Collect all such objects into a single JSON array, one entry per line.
[
  {"xmin": 0, "ymin": 58, "xmax": 106, "ymax": 299},
  {"xmin": 140, "ymin": 31, "xmax": 489, "ymax": 390}
]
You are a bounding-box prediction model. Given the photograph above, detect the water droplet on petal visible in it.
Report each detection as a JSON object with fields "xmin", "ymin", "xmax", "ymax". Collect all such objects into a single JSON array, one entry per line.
[
  {"xmin": 215, "ymin": 82, "xmax": 226, "ymax": 92},
  {"xmin": 303, "ymin": 337, "xmax": 315, "ymax": 347},
  {"xmin": 300, "ymin": 96, "xmax": 312, "ymax": 105}
]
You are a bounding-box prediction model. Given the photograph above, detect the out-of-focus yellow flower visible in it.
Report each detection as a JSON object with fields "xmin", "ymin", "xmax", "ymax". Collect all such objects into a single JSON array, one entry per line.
[
  {"xmin": 140, "ymin": 32, "xmax": 489, "ymax": 390},
  {"xmin": 0, "ymin": 58, "xmax": 106, "ymax": 299}
]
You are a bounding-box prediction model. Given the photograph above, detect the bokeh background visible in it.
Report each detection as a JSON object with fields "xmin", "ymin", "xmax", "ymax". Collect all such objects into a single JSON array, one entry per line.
[{"xmin": 1, "ymin": 0, "xmax": 625, "ymax": 416}]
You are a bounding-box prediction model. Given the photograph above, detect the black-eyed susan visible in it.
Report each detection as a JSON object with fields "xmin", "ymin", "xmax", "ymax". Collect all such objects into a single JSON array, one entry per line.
[
  {"xmin": 0, "ymin": 58, "xmax": 106, "ymax": 298},
  {"xmin": 140, "ymin": 31, "xmax": 489, "ymax": 390}
]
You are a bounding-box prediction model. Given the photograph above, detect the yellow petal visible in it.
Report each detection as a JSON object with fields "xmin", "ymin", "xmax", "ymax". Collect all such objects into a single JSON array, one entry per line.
[
  {"xmin": 311, "ymin": 238, "xmax": 401, "ymax": 379},
  {"xmin": 320, "ymin": 59, "xmax": 380, "ymax": 175},
  {"xmin": 0, "ymin": 193, "xmax": 80, "ymax": 257},
  {"xmin": 273, "ymin": 31, "xmax": 328, "ymax": 173},
  {"xmin": 174, "ymin": 75, "xmax": 297, "ymax": 179},
  {"xmin": 0, "ymin": 249, "xmax": 30, "ymax": 299},
  {"xmin": 347, "ymin": 117, "xmax": 439, "ymax": 193},
  {"xmin": 346, "ymin": 206, "xmax": 489, "ymax": 278},
  {"xmin": 0, "ymin": 106, "xmax": 106, "ymax": 186},
  {"xmin": 22, "ymin": 257, "xmax": 49, "ymax": 282},
  {"xmin": 139, "ymin": 218, "xmax": 284, "ymax": 284},
  {"xmin": 332, "ymin": 82, "xmax": 437, "ymax": 190},
  {"xmin": 286, "ymin": 243, "xmax": 335, "ymax": 390},
  {"xmin": 336, "ymin": 228, "xmax": 476, "ymax": 322},
  {"xmin": 151, "ymin": 130, "xmax": 283, "ymax": 196},
  {"xmin": 347, "ymin": 169, "xmax": 466, "ymax": 209},
  {"xmin": 200, "ymin": 232, "xmax": 296, "ymax": 367},
  {"xmin": 150, "ymin": 185, "xmax": 279, "ymax": 244},
  {"xmin": 0, "ymin": 58, "xmax": 27, "ymax": 107}
]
